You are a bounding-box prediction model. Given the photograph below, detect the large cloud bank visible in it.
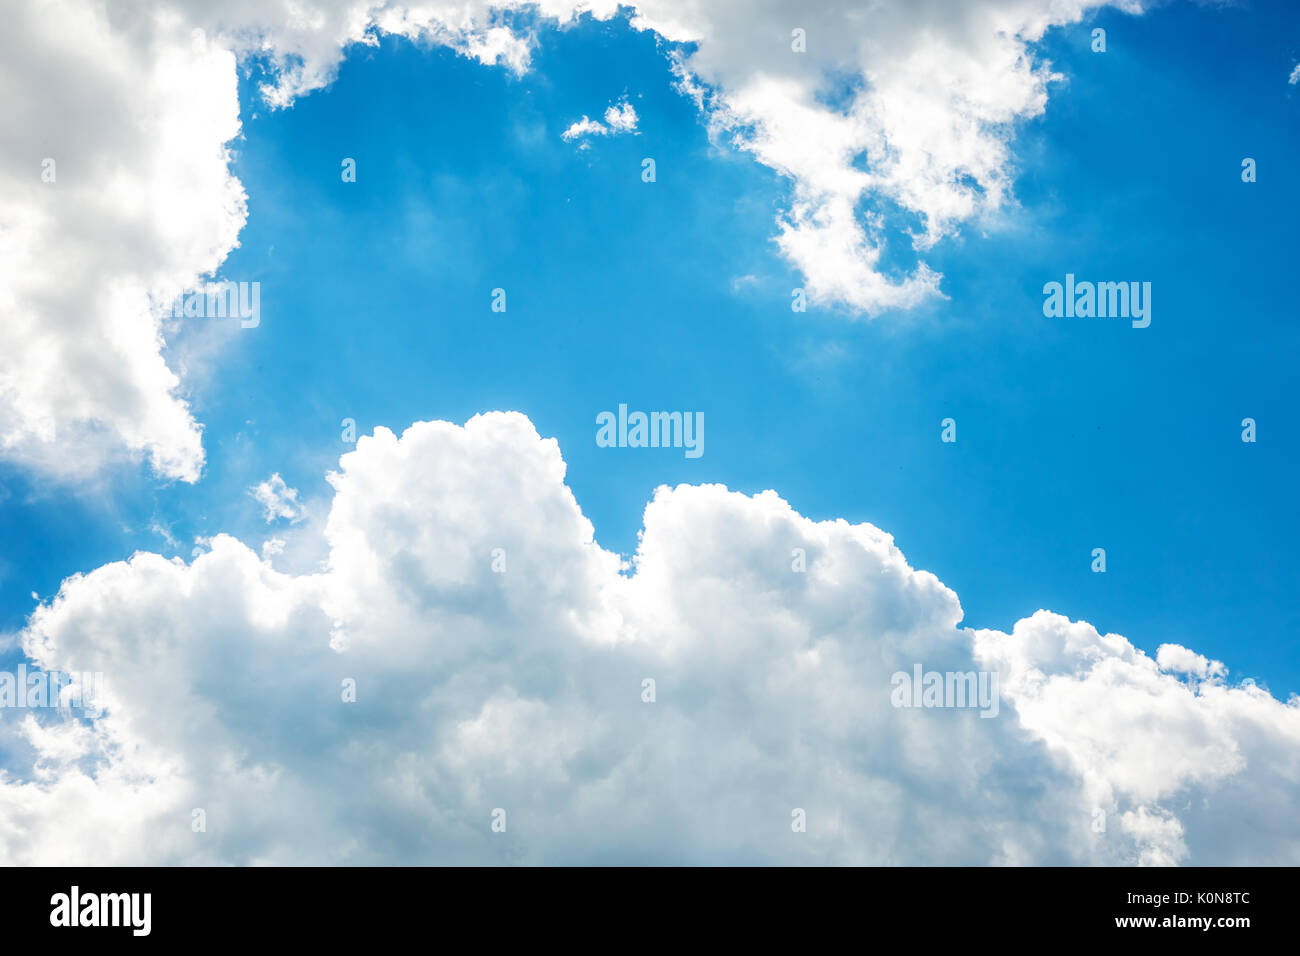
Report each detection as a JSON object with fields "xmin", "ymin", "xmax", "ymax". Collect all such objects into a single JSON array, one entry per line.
[
  {"xmin": 2, "ymin": 0, "xmax": 1145, "ymax": 479},
  {"xmin": 2, "ymin": 413, "xmax": 1295, "ymax": 865}
]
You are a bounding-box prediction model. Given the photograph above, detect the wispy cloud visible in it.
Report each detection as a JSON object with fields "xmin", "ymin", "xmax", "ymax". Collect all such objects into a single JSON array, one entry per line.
[
  {"xmin": 561, "ymin": 97, "xmax": 640, "ymax": 143},
  {"xmin": 250, "ymin": 473, "xmax": 304, "ymax": 524}
]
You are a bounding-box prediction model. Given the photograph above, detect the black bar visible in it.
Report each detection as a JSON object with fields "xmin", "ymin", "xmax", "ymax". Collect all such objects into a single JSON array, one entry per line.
[{"xmin": 3, "ymin": 866, "xmax": 1287, "ymax": 943}]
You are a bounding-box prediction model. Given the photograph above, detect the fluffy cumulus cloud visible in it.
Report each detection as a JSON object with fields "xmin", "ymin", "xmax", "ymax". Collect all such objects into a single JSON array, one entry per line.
[
  {"xmin": 2, "ymin": 413, "xmax": 1297, "ymax": 865},
  {"xmin": 3, "ymin": 0, "xmax": 1148, "ymax": 480},
  {"xmin": 0, "ymin": 0, "xmax": 245, "ymax": 481},
  {"xmin": 634, "ymin": 0, "xmax": 1151, "ymax": 314}
]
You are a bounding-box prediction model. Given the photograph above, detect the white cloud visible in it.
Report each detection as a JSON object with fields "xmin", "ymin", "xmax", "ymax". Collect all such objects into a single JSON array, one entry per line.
[
  {"xmin": 3, "ymin": 413, "xmax": 1297, "ymax": 865},
  {"xmin": 635, "ymin": 0, "xmax": 1152, "ymax": 313},
  {"xmin": 1156, "ymin": 643, "xmax": 1227, "ymax": 680},
  {"xmin": 0, "ymin": 1, "xmax": 245, "ymax": 481},
  {"xmin": 250, "ymin": 473, "xmax": 304, "ymax": 523},
  {"xmin": 604, "ymin": 98, "xmax": 639, "ymax": 132},
  {"xmin": 561, "ymin": 116, "xmax": 608, "ymax": 141},
  {"xmin": 562, "ymin": 97, "xmax": 640, "ymax": 142},
  {"xmin": 973, "ymin": 611, "xmax": 1300, "ymax": 865},
  {"xmin": 1290, "ymin": 62, "xmax": 1300, "ymax": 85}
]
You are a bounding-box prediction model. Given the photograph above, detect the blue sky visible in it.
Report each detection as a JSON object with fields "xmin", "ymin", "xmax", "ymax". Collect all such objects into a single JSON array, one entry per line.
[
  {"xmin": 5, "ymin": 0, "xmax": 1297, "ymax": 697},
  {"xmin": 6, "ymin": 0, "xmax": 1300, "ymax": 868}
]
